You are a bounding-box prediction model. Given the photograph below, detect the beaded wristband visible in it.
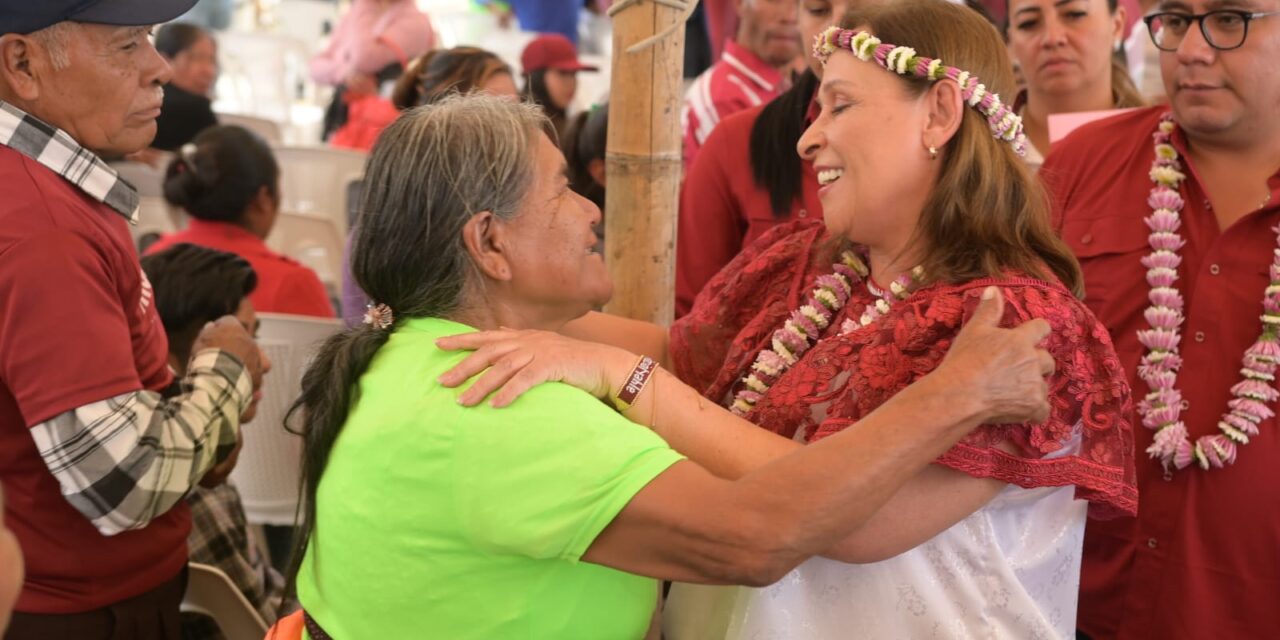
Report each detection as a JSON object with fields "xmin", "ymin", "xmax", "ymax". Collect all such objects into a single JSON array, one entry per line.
[{"xmin": 613, "ymin": 355, "xmax": 658, "ymax": 411}]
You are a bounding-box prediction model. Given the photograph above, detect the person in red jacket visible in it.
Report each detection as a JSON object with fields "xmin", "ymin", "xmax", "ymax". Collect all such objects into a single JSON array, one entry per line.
[
  {"xmin": 676, "ymin": 0, "xmax": 854, "ymax": 316},
  {"xmin": 147, "ymin": 125, "xmax": 335, "ymax": 318}
]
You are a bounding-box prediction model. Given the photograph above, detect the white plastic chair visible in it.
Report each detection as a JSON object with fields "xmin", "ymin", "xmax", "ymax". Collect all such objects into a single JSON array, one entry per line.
[
  {"xmin": 229, "ymin": 313, "xmax": 343, "ymax": 527},
  {"xmin": 181, "ymin": 562, "xmax": 269, "ymax": 640},
  {"xmin": 217, "ymin": 112, "xmax": 285, "ymax": 145},
  {"xmin": 215, "ymin": 31, "xmax": 313, "ymax": 123},
  {"xmin": 266, "ymin": 211, "xmax": 345, "ymax": 292},
  {"xmin": 272, "ymin": 145, "xmax": 367, "ymax": 236},
  {"xmin": 132, "ymin": 196, "xmax": 179, "ymax": 253}
]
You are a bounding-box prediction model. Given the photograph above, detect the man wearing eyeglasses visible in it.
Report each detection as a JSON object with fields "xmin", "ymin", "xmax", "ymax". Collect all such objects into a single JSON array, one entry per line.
[{"xmin": 1041, "ymin": 1, "xmax": 1280, "ymax": 638}]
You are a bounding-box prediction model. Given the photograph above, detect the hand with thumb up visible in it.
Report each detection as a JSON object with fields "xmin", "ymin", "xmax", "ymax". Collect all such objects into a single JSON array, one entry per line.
[{"xmin": 938, "ymin": 286, "xmax": 1056, "ymax": 425}]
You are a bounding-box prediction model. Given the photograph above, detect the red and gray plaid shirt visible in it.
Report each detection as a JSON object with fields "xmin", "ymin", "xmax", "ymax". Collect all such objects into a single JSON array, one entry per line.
[{"xmin": 0, "ymin": 99, "xmax": 251, "ymax": 538}]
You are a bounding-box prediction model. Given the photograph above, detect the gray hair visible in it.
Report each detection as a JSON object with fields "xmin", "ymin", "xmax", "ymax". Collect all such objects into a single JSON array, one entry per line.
[
  {"xmin": 26, "ymin": 21, "xmax": 77, "ymax": 70},
  {"xmin": 351, "ymin": 93, "xmax": 549, "ymax": 319}
]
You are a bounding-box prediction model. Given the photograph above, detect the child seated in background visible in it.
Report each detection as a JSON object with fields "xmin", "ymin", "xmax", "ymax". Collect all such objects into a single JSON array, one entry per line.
[{"xmin": 140, "ymin": 243, "xmax": 294, "ymax": 639}]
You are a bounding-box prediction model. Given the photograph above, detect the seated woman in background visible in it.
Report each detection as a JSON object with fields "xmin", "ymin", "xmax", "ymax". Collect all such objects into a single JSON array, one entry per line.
[
  {"xmin": 1005, "ymin": 0, "xmax": 1143, "ymax": 168},
  {"xmin": 438, "ymin": 1, "xmax": 1136, "ymax": 636},
  {"xmin": 266, "ymin": 94, "xmax": 1058, "ymax": 638},
  {"xmin": 147, "ymin": 126, "xmax": 334, "ymax": 318},
  {"xmin": 151, "ymin": 22, "xmax": 219, "ymax": 153},
  {"xmin": 140, "ymin": 243, "xmax": 294, "ymax": 639},
  {"xmin": 520, "ymin": 33, "xmax": 597, "ymax": 141}
]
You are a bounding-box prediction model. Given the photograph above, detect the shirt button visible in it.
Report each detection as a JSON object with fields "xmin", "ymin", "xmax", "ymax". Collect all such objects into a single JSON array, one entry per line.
[
  {"xmin": 1147, "ymin": 538, "xmax": 1159, "ymax": 549},
  {"xmin": 1080, "ymin": 233, "xmax": 1093, "ymax": 245},
  {"xmin": 1194, "ymin": 331, "xmax": 1206, "ymax": 343},
  {"xmin": 798, "ymin": 209, "xmax": 809, "ymax": 218},
  {"xmin": 1209, "ymin": 264, "xmax": 1221, "ymax": 275}
]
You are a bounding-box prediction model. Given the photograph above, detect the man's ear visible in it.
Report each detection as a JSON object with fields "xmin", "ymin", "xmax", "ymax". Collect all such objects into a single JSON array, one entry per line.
[
  {"xmin": 460, "ymin": 211, "xmax": 514, "ymax": 282},
  {"xmin": 921, "ymin": 78, "xmax": 964, "ymax": 156},
  {"xmin": 0, "ymin": 35, "xmax": 43, "ymax": 102}
]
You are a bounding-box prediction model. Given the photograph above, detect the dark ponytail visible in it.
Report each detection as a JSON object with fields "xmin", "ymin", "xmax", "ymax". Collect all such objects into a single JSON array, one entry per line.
[
  {"xmin": 163, "ymin": 125, "xmax": 279, "ymax": 224},
  {"xmin": 748, "ymin": 70, "xmax": 819, "ymax": 217},
  {"xmin": 284, "ymin": 95, "xmax": 549, "ymax": 594}
]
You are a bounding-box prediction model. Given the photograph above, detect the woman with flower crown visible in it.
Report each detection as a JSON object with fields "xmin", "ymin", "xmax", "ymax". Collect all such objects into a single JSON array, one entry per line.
[{"xmin": 438, "ymin": 0, "xmax": 1136, "ymax": 636}]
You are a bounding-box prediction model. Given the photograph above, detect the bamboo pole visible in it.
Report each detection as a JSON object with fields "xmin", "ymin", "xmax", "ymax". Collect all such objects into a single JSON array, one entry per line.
[{"xmin": 602, "ymin": 1, "xmax": 692, "ymax": 326}]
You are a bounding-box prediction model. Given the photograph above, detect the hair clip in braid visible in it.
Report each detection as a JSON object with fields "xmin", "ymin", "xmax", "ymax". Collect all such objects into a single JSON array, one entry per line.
[{"xmin": 363, "ymin": 303, "xmax": 395, "ymax": 330}]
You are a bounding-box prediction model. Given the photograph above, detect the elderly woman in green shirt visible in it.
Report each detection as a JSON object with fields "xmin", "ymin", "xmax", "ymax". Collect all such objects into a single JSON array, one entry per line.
[{"xmin": 285, "ymin": 94, "xmax": 1054, "ymax": 639}]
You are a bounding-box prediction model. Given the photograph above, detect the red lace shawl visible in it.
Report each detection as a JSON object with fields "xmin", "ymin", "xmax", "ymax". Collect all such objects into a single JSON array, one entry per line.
[{"xmin": 670, "ymin": 220, "xmax": 1138, "ymax": 519}]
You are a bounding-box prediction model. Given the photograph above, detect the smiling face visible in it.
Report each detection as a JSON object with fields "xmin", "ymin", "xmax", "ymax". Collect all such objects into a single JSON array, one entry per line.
[
  {"xmin": 16, "ymin": 23, "xmax": 172, "ymax": 156},
  {"xmin": 1006, "ymin": 0, "xmax": 1124, "ymax": 101},
  {"xmin": 739, "ymin": 0, "xmax": 803, "ymax": 67},
  {"xmin": 1159, "ymin": 0, "xmax": 1280, "ymax": 140},
  {"xmin": 499, "ymin": 132, "xmax": 613, "ymax": 321},
  {"xmin": 798, "ymin": 49, "xmax": 937, "ymax": 252}
]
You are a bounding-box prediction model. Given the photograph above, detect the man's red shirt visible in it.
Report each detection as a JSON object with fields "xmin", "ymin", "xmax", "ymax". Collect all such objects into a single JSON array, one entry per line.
[{"xmin": 1043, "ymin": 106, "xmax": 1280, "ymax": 639}]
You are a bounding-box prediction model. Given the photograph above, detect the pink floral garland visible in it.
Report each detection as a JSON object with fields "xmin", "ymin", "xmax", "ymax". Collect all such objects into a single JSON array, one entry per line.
[
  {"xmin": 1139, "ymin": 114, "xmax": 1280, "ymax": 472},
  {"xmin": 729, "ymin": 252, "xmax": 916, "ymax": 416}
]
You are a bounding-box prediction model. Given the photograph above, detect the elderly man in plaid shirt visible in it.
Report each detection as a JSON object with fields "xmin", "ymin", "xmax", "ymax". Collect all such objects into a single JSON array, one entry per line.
[{"xmin": 0, "ymin": 2, "xmax": 267, "ymax": 638}]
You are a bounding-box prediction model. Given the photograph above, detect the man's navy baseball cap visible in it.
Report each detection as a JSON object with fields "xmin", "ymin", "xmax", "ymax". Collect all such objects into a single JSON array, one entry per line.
[{"xmin": 2, "ymin": 0, "xmax": 199, "ymax": 36}]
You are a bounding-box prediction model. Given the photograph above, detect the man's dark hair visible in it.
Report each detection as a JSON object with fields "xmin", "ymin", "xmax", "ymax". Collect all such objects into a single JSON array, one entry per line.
[{"xmin": 140, "ymin": 244, "xmax": 258, "ymax": 367}]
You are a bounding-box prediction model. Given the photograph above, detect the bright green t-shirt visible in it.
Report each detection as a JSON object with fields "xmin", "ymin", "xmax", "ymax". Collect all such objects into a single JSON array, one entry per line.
[{"xmin": 296, "ymin": 317, "xmax": 684, "ymax": 639}]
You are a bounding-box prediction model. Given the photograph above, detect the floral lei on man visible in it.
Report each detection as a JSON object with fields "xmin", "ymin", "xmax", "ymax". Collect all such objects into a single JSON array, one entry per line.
[{"xmin": 1139, "ymin": 114, "xmax": 1280, "ymax": 472}]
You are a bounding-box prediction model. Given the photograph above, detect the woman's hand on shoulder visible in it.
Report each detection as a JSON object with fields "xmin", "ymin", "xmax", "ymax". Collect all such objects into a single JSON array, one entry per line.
[
  {"xmin": 435, "ymin": 329, "xmax": 638, "ymax": 408},
  {"xmin": 935, "ymin": 286, "xmax": 1055, "ymax": 425}
]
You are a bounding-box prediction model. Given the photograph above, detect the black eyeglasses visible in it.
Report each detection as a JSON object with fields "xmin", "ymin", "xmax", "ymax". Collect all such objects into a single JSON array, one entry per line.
[{"xmin": 1144, "ymin": 10, "xmax": 1280, "ymax": 51}]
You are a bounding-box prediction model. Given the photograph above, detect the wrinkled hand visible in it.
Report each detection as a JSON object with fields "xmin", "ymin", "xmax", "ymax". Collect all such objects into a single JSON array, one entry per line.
[
  {"xmin": 436, "ymin": 329, "xmax": 638, "ymax": 408},
  {"xmin": 191, "ymin": 316, "xmax": 265, "ymax": 394},
  {"xmin": 939, "ymin": 286, "xmax": 1055, "ymax": 425},
  {"xmin": 199, "ymin": 431, "xmax": 242, "ymax": 488}
]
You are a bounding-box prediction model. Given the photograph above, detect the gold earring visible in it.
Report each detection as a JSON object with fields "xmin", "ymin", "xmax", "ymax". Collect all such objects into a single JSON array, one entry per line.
[{"xmin": 928, "ymin": 146, "xmax": 938, "ymax": 160}]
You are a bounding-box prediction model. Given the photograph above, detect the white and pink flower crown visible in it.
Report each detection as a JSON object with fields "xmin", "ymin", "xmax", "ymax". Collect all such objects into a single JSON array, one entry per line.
[{"xmin": 814, "ymin": 27, "xmax": 1027, "ymax": 157}]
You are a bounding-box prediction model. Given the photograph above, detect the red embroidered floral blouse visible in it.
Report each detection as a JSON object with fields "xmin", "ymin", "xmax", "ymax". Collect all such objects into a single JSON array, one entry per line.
[{"xmin": 670, "ymin": 219, "xmax": 1138, "ymax": 518}]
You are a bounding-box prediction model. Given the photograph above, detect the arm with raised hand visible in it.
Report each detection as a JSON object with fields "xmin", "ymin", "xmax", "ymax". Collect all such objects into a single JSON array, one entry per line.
[{"xmin": 438, "ymin": 287, "xmax": 1054, "ymax": 581}]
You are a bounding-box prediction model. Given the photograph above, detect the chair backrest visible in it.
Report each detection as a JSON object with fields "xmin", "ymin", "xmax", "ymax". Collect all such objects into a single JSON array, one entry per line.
[
  {"xmin": 229, "ymin": 313, "xmax": 343, "ymax": 526},
  {"xmin": 217, "ymin": 112, "xmax": 285, "ymax": 146},
  {"xmin": 133, "ymin": 196, "xmax": 179, "ymax": 253},
  {"xmin": 272, "ymin": 145, "xmax": 367, "ymax": 236},
  {"xmin": 215, "ymin": 31, "xmax": 312, "ymax": 123},
  {"xmin": 181, "ymin": 562, "xmax": 270, "ymax": 640},
  {"xmin": 266, "ymin": 211, "xmax": 344, "ymax": 293}
]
